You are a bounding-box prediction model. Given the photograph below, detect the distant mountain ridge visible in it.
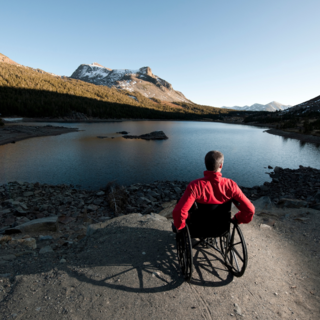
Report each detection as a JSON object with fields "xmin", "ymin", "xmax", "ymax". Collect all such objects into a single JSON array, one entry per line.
[
  {"xmin": 70, "ymin": 63, "xmax": 191, "ymax": 103},
  {"xmin": 222, "ymin": 101, "xmax": 291, "ymax": 112}
]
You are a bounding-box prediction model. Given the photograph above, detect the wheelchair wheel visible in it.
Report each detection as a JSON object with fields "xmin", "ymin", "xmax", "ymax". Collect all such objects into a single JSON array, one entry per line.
[
  {"xmin": 220, "ymin": 222, "xmax": 248, "ymax": 277},
  {"xmin": 176, "ymin": 224, "xmax": 193, "ymax": 281}
]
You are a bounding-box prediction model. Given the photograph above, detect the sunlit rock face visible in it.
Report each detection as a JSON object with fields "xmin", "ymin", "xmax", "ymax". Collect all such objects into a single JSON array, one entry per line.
[{"xmin": 70, "ymin": 63, "xmax": 190, "ymax": 103}]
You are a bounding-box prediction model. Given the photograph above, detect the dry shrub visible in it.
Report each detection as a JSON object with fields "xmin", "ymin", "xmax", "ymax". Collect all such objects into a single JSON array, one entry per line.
[{"xmin": 105, "ymin": 181, "xmax": 128, "ymax": 214}]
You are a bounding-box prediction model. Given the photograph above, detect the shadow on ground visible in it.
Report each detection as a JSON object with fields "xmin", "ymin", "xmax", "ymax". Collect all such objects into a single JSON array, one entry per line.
[{"xmin": 55, "ymin": 224, "xmax": 234, "ymax": 293}]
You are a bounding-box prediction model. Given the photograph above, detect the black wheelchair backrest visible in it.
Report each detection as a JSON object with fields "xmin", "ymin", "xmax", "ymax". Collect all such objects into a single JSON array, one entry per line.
[{"xmin": 186, "ymin": 200, "xmax": 232, "ymax": 238}]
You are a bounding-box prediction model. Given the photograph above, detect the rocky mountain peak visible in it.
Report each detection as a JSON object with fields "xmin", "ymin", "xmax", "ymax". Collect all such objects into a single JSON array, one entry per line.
[{"xmin": 70, "ymin": 63, "xmax": 190, "ymax": 103}]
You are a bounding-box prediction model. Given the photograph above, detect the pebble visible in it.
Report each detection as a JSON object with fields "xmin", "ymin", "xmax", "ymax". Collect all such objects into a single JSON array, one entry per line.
[{"xmin": 60, "ymin": 258, "xmax": 66, "ymax": 263}]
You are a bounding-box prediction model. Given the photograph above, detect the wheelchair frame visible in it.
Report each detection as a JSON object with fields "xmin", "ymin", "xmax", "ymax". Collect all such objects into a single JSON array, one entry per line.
[{"xmin": 175, "ymin": 200, "xmax": 248, "ymax": 281}]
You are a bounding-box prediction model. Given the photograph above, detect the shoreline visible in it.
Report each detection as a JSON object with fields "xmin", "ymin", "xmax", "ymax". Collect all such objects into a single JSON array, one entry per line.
[
  {"xmin": 265, "ymin": 128, "xmax": 320, "ymax": 144},
  {"xmin": 0, "ymin": 124, "xmax": 79, "ymax": 146},
  {"xmin": 2, "ymin": 118, "xmax": 320, "ymax": 146}
]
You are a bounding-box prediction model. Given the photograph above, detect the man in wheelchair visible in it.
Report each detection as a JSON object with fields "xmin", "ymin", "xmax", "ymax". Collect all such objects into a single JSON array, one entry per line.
[{"xmin": 172, "ymin": 150, "xmax": 255, "ymax": 280}]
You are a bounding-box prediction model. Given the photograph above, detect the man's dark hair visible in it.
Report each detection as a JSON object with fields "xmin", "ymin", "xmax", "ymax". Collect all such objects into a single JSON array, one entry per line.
[{"xmin": 205, "ymin": 151, "xmax": 224, "ymax": 171}]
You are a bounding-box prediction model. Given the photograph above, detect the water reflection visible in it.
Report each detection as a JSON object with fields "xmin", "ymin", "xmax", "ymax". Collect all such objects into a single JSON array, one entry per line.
[{"xmin": 1, "ymin": 121, "xmax": 320, "ymax": 189}]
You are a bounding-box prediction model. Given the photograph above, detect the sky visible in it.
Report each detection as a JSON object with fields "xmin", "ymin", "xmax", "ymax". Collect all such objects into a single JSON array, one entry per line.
[{"xmin": 1, "ymin": 0, "xmax": 320, "ymax": 107}]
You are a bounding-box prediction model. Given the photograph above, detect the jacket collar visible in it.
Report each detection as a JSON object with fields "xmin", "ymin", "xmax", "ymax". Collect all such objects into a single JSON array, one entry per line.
[{"xmin": 204, "ymin": 170, "xmax": 222, "ymax": 181}]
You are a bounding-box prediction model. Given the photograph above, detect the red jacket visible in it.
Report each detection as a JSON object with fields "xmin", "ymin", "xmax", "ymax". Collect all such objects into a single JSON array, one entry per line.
[{"xmin": 172, "ymin": 171, "xmax": 255, "ymax": 230}]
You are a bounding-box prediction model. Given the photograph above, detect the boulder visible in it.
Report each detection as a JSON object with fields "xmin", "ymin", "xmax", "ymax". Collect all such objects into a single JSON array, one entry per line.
[
  {"xmin": 252, "ymin": 196, "xmax": 275, "ymax": 212},
  {"xmin": 278, "ymin": 198, "xmax": 308, "ymax": 208},
  {"xmin": 158, "ymin": 200, "xmax": 176, "ymax": 218},
  {"xmin": 5, "ymin": 216, "xmax": 59, "ymax": 234},
  {"xmin": 149, "ymin": 213, "xmax": 167, "ymax": 221}
]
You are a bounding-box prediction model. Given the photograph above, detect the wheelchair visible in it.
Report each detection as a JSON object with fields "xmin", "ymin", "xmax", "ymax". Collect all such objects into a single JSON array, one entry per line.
[{"xmin": 174, "ymin": 200, "xmax": 248, "ymax": 281}]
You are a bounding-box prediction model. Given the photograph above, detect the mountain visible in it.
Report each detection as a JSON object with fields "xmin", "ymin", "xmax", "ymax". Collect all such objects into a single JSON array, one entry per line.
[
  {"xmin": 71, "ymin": 63, "xmax": 191, "ymax": 103},
  {"xmin": 282, "ymin": 94, "xmax": 320, "ymax": 115},
  {"xmin": 0, "ymin": 60, "xmax": 237, "ymax": 120},
  {"xmin": 222, "ymin": 101, "xmax": 291, "ymax": 112},
  {"xmin": 0, "ymin": 53, "xmax": 19, "ymax": 66}
]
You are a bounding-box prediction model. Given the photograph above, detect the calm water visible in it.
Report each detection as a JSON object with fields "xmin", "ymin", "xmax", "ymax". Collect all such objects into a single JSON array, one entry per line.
[{"xmin": 1, "ymin": 121, "xmax": 320, "ymax": 189}]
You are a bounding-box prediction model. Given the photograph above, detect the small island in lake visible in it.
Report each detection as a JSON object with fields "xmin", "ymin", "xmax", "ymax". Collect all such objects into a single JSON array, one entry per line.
[{"xmin": 122, "ymin": 131, "xmax": 168, "ymax": 140}]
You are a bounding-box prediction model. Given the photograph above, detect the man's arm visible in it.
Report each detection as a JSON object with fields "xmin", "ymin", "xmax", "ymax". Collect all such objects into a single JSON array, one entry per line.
[
  {"xmin": 172, "ymin": 184, "xmax": 196, "ymax": 230},
  {"xmin": 231, "ymin": 182, "xmax": 255, "ymax": 224}
]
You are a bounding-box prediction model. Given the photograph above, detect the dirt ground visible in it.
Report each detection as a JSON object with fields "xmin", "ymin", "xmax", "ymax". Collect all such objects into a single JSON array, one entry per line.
[
  {"xmin": 0, "ymin": 125, "xmax": 78, "ymax": 146},
  {"xmin": 0, "ymin": 204, "xmax": 319, "ymax": 320}
]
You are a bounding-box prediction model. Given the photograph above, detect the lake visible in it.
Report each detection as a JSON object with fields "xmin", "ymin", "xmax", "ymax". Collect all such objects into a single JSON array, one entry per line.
[{"xmin": 1, "ymin": 121, "xmax": 320, "ymax": 190}]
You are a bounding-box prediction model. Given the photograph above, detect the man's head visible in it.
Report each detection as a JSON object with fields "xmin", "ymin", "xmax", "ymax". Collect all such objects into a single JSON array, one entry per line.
[{"xmin": 205, "ymin": 150, "xmax": 224, "ymax": 172}]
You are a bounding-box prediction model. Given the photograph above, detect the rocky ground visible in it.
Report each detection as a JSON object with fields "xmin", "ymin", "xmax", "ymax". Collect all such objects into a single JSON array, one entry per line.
[
  {"xmin": 0, "ymin": 125, "xmax": 78, "ymax": 146},
  {"xmin": 0, "ymin": 166, "xmax": 320, "ymax": 319},
  {"xmin": 266, "ymin": 129, "xmax": 320, "ymax": 144}
]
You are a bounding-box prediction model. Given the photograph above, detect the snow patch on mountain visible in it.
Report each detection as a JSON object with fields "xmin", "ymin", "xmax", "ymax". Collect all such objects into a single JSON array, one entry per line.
[
  {"xmin": 221, "ymin": 101, "xmax": 291, "ymax": 112},
  {"xmin": 70, "ymin": 63, "xmax": 191, "ymax": 103}
]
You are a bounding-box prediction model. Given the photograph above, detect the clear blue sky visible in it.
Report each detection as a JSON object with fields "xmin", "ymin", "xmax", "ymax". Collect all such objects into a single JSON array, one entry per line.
[{"xmin": 1, "ymin": 0, "xmax": 319, "ymax": 107}]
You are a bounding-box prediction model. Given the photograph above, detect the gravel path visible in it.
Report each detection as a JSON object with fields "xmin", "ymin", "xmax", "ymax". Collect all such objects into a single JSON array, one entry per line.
[{"xmin": 0, "ymin": 207, "xmax": 319, "ymax": 320}]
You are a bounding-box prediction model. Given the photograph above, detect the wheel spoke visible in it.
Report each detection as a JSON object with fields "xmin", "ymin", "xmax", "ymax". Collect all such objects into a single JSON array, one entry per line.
[
  {"xmin": 231, "ymin": 249, "xmax": 240, "ymax": 272},
  {"xmin": 231, "ymin": 246, "xmax": 244, "ymax": 262}
]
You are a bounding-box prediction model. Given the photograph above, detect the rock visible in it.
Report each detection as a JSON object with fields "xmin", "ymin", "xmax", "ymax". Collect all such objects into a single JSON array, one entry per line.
[
  {"xmin": 268, "ymin": 166, "xmax": 273, "ymax": 169},
  {"xmin": 149, "ymin": 213, "xmax": 167, "ymax": 221},
  {"xmin": 99, "ymin": 217, "xmax": 111, "ymax": 222},
  {"xmin": 161, "ymin": 200, "xmax": 177, "ymax": 209},
  {"xmin": 60, "ymin": 258, "xmax": 66, "ymax": 263},
  {"xmin": 23, "ymin": 192, "xmax": 34, "ymax": 197},
  {"xmin": 123, "ymin": 131, "xmax": 168, "ymax": 140},
  {"xmin": 158, "ymin": 201, "xmax": 176, "ymax": 218},
  {"xmin": 0, "ymin": 235, "xmax": 12, "ymax": 243},
  {"xmin": 252, "ymin": 196, "xmax": 275, "ymax": 211},
  {"xmin": 39, "ymin": 246, "xmax": 54, "ymax": 254},
  {"xmin": 96, "ymin": 191, "xmax": 105, "ymax": 196},
  {"xmin": 0, "ymin": 273, "xmax": 11, "ymax": 278},
  {"xmin": 87, "ymin": 220, "xmax": 110, "ymax": 237},
  {"xmin": 39, "ymin": 235, "xmax": 53, "ymax": 241},
  {"xmin": 0, "ymin": 208, "xmax": 12, "ymax": 215},
  {"xmin": 274, "ymin": 166, "xmax": 283, "ymax": 172},
  {"xmin": 234, "ymin": 303, "xmax": 242, "ymax": 316},
  {"xmin": 6, "ymin": 216, "xmax": 59, "ymax": 234},
  {"xmin": 117, "ymin": 131, "xmax": 129, "ymax": 134},
  {"xmin": 9, "ymin": 238, "xmax": 37, "ymax": 249},
  {"xmin": 278, "ymin": 198, "xmax": 308, "ymax": 208},
  {"xmin": 87, "ymin": 204, "xmax": 99, "ymax": 211},
  {"xmin": 174, "ymin": 187, "xmax": 182, "ymax": 193},
  {"xmin": 0, "ymin": 254, "xmax": 16, "ymax": 261},
  {"xmin": 260, "ymin": 224, "xmax": 272, "ymax": 229},
  {"xmin": 137, "ymin": 197, "xmax": 152, "ymax": 205}
]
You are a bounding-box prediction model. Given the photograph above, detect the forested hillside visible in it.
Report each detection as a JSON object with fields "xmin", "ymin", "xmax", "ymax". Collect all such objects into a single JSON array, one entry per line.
[{"xmin": 0, "ymin": 63, "xmax": 235, "ymax": 120}]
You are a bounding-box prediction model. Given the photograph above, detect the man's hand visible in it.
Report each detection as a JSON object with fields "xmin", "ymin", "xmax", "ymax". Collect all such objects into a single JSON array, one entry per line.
[
  {"xmin": 172, "ymin": 223, "xmax": 184, "ymax": 234},
  {"xmin": 231, "ymin": 216, "xmax": 238, "ymax": 225}
]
